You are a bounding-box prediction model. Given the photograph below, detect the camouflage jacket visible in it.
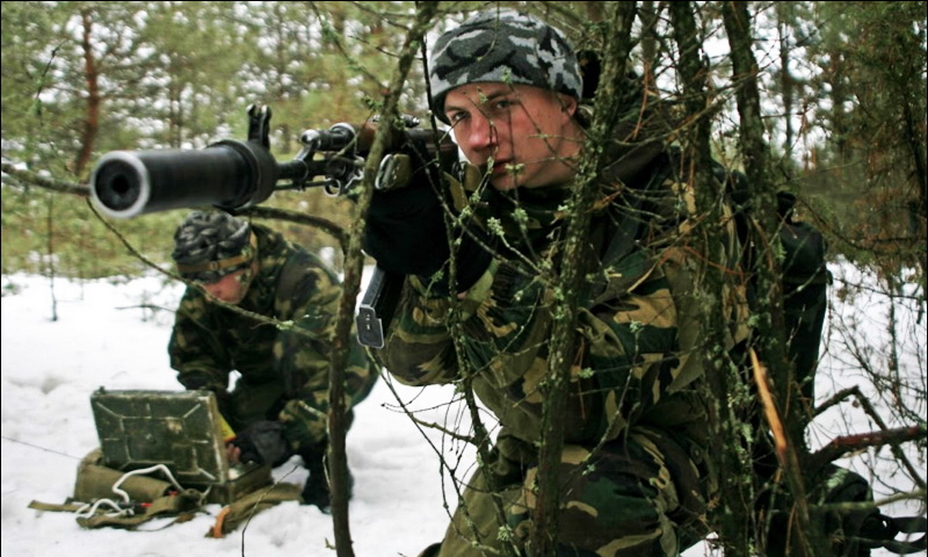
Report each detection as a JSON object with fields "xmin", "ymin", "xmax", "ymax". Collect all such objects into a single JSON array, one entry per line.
[
  {"xmin": 376, "ymin": 140, "xmax": 750, "ymax": 463},
  {"xmin": 168, "ymin": 224, "xmax": 377, "ymax": 451}
]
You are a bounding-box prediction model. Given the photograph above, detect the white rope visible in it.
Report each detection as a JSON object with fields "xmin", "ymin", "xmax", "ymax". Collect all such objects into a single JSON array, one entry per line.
[{"xmin": 74, "ymin": 464, "xmax": 186, "ymax": 518}]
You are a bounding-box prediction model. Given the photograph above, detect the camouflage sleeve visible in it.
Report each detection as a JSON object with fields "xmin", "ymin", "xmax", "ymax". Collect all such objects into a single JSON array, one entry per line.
[
  {"xmin": 273, "ymin": 254, "xmax": 378, "ymax": 451},
  {"xmin": 168, "ymin": 291, "xmax": 232, "ymax": 393},
  {"xmin": 377, "ymin": 255, "xmax": 551, "ymax": 387}
]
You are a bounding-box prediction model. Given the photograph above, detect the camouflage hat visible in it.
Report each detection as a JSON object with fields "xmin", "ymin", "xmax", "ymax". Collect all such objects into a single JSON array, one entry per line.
[
  {"xmin": 172, "ymin": 210, "xmax": 255, "ymax": 283},
  {"xmin": 428, "ymin": 10, "xmax": 582, "ymax": 123}
]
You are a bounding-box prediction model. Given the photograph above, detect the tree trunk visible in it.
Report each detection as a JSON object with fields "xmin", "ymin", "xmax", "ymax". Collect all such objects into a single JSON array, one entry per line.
[
  {"xmin": 721, "ymin": 2, "xmax": 828, "ymax": 556},
  {"xmin": 528, "ymin": 3, "xmax": 637, "ymax": 555},
  {"xmin": 669, "ymin": 3, "xmax": 757, "ymax": 555},
  {"xmin": 325, "ymin": 4, "xmax": 442, "ymax": 557},
  {"xmin": 75, "ymin": 9, "xmax": 101, "ymax": 178}
]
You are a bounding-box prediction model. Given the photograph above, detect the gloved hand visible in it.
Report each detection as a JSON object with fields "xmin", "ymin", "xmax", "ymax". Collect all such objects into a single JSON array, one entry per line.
[
  {"xmin": 364, "ymin": 178, "xmax": 450, "ymax": 277},
  {"xmin": 228, "ymin": 420, "xmax": 292, "ymax": 467},
  {"xmin": 364, "ymin": 179, "xmax": 494, "ymax": 295}
]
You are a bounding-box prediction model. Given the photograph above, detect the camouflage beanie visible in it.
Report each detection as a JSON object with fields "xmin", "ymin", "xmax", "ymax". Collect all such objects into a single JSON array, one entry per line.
[
  {"xmin": 172, "ymin": 210, "xmax": 255, "ymax": 283},
  {"xmin": 428, "ymin": 10, "xmax": 582, "ymax": 123}
]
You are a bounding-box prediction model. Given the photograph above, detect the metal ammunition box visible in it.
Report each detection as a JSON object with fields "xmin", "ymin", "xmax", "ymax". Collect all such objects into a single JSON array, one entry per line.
[{"xmin": 76, "ymin": 389, "xmax": 272, "ymax": 505}]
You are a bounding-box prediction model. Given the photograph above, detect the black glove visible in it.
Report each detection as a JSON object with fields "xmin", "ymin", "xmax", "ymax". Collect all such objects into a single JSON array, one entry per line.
[
  {"xmin": 229, "ymin": 420, "xmax": 292, "ymax": 467},
  {"xmin": 364, "ymin": 179, "xmax": 450, "ymax": 277},
  {"xmin": 364, "ymin": 180, "xmax": 494, "ymax": 295}
]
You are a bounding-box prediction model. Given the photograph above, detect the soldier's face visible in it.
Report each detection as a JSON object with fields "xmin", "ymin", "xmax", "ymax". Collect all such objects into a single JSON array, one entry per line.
[
  {"xmin": 444, "ymin": 82, "xmax": 582, "ymax": 190},
  {"xmin": 202, "ymin": 267, "xmax": 252, "ymax": 305}
]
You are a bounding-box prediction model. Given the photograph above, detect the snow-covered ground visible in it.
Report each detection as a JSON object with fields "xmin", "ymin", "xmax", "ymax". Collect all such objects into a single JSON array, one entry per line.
[{"xmin": 2, "ymin": 260, "xmax": 924, "ymax": 556}]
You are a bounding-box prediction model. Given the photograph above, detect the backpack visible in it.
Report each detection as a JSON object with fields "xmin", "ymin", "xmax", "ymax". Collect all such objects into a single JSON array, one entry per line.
[
  {"xmin": 725, "ymin": 171, "xmax": 926, "ymax": 556},
  {"xmin": 30, "ymin": 447, "xmax": 303, "ymax": 536}
]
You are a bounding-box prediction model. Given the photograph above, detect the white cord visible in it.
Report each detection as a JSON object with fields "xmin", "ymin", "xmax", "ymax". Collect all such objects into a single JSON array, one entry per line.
[
  {"xmin": 110, "ymin": 464, "xmax": 185, "ymax": 503},
  {"xmin": 75, "ymin": 464, "xmax": 186, "ymax": 518}
]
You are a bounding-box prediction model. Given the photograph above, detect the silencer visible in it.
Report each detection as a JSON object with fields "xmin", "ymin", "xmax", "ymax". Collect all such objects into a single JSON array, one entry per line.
[{"xmin": 89, "ymin": 140, "xmax": 278, "ymax": 219}]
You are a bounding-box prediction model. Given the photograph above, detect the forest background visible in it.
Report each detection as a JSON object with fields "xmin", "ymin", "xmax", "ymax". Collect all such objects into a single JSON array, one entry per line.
[{"xmin": 2, "ymin": 2, "xmax": 926, "ymax": 556}]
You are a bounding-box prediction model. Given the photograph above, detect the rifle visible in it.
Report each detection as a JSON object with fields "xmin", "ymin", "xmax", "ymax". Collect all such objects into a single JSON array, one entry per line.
[{"xmin": 90, "ymin": 105, "xmax": 456, "ymax": 347}]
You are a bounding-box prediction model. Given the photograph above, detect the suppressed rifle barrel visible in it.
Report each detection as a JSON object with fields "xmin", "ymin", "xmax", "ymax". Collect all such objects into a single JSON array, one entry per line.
[
  {"xmin": 89, "ymin": 120, "xmax": 455, "ymax": 219},
  {"xmin": 90, "ymin": 139, "xmax": 279, "ymax": 219}
]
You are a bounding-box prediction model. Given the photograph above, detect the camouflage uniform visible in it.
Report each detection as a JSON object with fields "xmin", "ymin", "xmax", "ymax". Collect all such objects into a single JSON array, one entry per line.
[
  {"xmin": 376, "ymin": 135, "xmax": 749, "ymax": 556},
  {"xmin": 168, "ymin": 223, "xmax": 377, "ymax": 455},
  {"xmin": 365, "ymin": 9, "xmax": 750, "ymax": 556}
]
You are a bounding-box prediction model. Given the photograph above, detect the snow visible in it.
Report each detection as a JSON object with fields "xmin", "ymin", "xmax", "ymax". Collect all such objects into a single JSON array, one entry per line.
[
  {"xmin": 1, "ymin": 271, "xmax": 469, "ymax": 557},
  {"xmin": 2, "ymin": 262, "xmax": 924, "ymax": 557}
]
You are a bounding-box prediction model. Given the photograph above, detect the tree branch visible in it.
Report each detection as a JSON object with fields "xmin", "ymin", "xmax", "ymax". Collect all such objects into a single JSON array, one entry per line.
[
  {"xmin": 813, "ymin": 385, "xmax": 927, "ymax": 491},
  {"xmin": 809, "ymin": 425, "xmax": 927, "ymax": 476}
]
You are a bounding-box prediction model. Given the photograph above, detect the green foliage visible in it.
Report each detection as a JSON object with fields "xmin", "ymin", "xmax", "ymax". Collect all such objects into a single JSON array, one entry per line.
[
  {"xmin": 1, "ymin": 182, "xmax": 183, "ymax": 278},
  {"xmin": 0, "ymin": 1, "xmax": 404, "ymax": 280},
  {"xmin": 783, "ymin": 1, "xmax": 927, "ymax": 279},
  {"xmin": 0, "ymin": 0, "xmax": 924, "ymax": 284}
]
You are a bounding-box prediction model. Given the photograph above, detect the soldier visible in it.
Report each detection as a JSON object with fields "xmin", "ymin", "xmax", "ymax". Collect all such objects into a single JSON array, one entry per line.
[
  {"xmin": 168, "ymin": 210, "xmax": 378, "ymax": 511},
  {"xmin": 363, "ymin": 9, "xmax": 749, "ymax": 557}
]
